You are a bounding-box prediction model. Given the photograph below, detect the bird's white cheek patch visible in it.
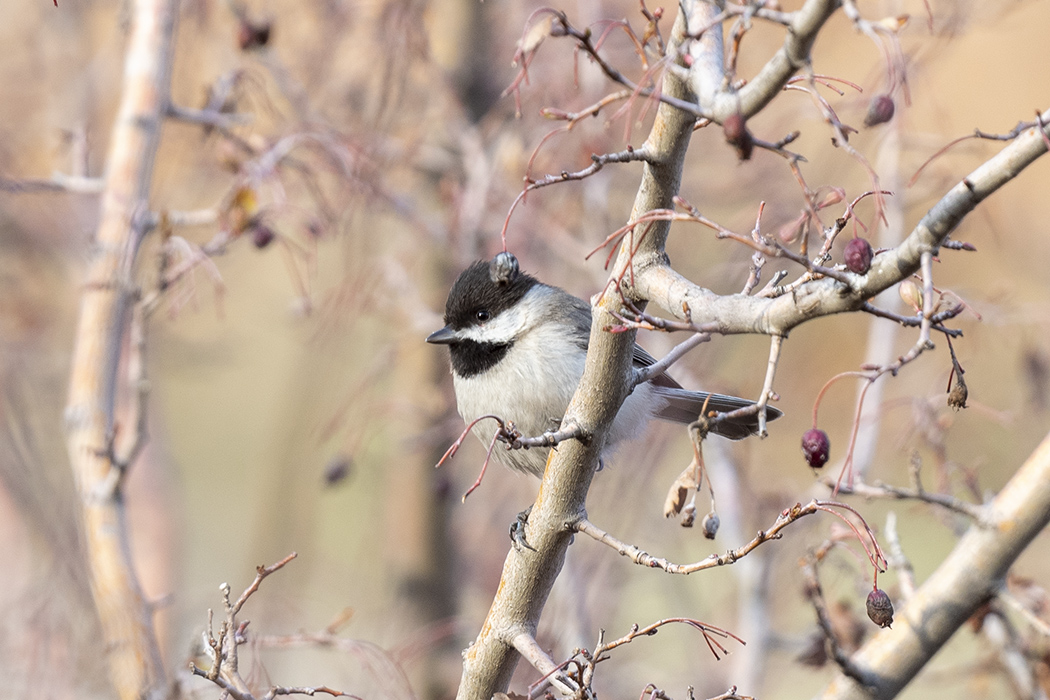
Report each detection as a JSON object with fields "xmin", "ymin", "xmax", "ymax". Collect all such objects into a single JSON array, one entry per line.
[
  {"xmin": 455, "ymin": 288, "xmax": 552, "ymax": 345},
  {"xmin": 456, "ymin": 307, "xmax": 525, "ymax": 344}
]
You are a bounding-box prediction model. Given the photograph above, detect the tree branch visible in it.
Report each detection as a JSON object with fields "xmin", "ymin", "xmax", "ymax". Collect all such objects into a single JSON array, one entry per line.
[
  {"xmin": 454, "ymin": 5, "xmax": 714, "ymax": 698},
  {"xmin": 62, "ymin": 0, "xmax": 178, "ymax": 697},
  {"xmin": 0, "ymin": 173, "xmax": 104, "ymax": 193},
  {"xmin": 574, "ymin": 501, "xmax": 820, "ymax": 574},
  {"xmin": 819, "ymin": 430, "xmax": 1050, "ymax": 699},
  {"xmin": 634, "ymin": 108, "xmax": 1050, "ymax": 336}
]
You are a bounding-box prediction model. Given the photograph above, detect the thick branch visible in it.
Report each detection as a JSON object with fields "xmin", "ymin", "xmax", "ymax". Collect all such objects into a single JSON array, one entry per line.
[
  {"xmin": 454, "ymin": 6, "xmax": 713, "ymax": 699},
  {"xmin": 62, "ymin": 0, "xmax": 178, "ymax": 697},
  {"xmin": 634, "ymin": 109, "xmax": 1050, "ymax": 335},
  {"xmin": 690, "ymin": 0, "xmax": 842, "ymax": 120},
  {"xmin": 818, "ymin": 431, "xmax": 1050, "ymax": 699}
]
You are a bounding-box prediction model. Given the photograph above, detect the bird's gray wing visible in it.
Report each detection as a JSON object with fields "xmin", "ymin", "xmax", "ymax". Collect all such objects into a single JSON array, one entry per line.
[{"xmin": 560, "ymin": 293, "xmax": 593, "ymax": 351}]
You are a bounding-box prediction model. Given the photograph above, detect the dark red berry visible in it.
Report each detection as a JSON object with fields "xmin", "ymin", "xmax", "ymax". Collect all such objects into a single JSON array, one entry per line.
[
  {"xmin": 323, "ymin": 456, "xmax": 352, "ymax": 486},
  {"xmin": 866, "ymin": 588, "xmax": 894, "ymax": 628},
  {"xmin": 237, "ymin": 19, "xmax": 272, "ymax": 51},
  {"xmin": 864, "ymin": 94, "xmax": 895, "ymax": 127},
  {"xmin": 251, "ymin": 224, "xmax": 276, "ymax": 249},
  {"xmin": 844, "ymin": 237, "xmax": 874, "ymax": 274},
  {"xmin": 802, "ymin": 428, "xmax": 830, "ymax": 469},
  {"xmin": 723, "ymin": 112, "xmax": 754, "ymax": 161}
]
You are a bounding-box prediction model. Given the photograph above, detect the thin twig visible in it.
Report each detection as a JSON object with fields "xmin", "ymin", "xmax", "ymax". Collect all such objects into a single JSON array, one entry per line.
[
  {"xmin": 0, "ymin": 172, "xmax": 105, "ymax": 193},
  {"xmin": 633, "ymin": 332, "xmax": 712, "ymax": 385},
  {"xmin": 574, "ymin": 501, "xmax": 821, "ymax": 574},
  {"xmin": 998, "ymin": 588, "xmax": 1050, "ymax": 640},
  {"xmin": 800, "ymin": 552, "xmax": 876, "ymax": 687},
  {"xmin": 506, "ymin": 627, "xmax": 579, "ymax": 697},
  {"xmin": 755, "ymin": 335, "xmax": 783, "ymax": 435},
  {"xmin": 832, "ymin": 480, "xmax": 989, "ymax": 525},
  {"xmin": 884, "ymin": 512, "xmax": 916, "ymax": 600}
]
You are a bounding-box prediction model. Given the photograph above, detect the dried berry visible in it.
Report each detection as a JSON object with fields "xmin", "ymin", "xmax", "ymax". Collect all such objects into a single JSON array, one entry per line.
[
  {"xmin": 723, "ymin": 112, "xmax": 754, "ymax": 161},
  {"xmin": 948, "ymin": 374, "xmax": 968, "ymax": 410},
  {"xmin": 323, "ymin": 456, "xmax": 353, "ymax": 486},
  {"xmin": 844, "ymin": 237, "xmax": 874, "ymax": 274},
  {"xmin": 251, "ymin": 224, "xmax": 276, "ymax": 249},
  {"xmin": 802, "ymin": 428, "xmax": 830, "ymax": 469},
  {"xmin": 866, "ymin": 588, "xmax": 894, "ymax": 628},
  {"xmin": 237, "ymin": 19, "xmax": 272, "ymax": 51},
  {"xmin": 701, "ymin": 511, "xmax": 720, "ymax": 540},
  {"xmin": 680, "ymin": 502, "xmax": 697, "ymax": 528},
  {"xmin": 864, "ymin": 94, "xmax": 895, "ymax": 127},
  {"xmin": 489, "ymin": 251, "xmax": 520, "ymax": 286}
]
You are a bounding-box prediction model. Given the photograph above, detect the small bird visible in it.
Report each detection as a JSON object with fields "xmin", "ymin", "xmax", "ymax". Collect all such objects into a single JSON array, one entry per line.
[{"xmin": 427, "ymin": 253, "xmax": 781, "ymax": 477}]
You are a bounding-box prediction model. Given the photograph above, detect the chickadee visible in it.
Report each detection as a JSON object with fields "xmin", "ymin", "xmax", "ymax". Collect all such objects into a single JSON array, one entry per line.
[{"xmin": 427, "ymin": 253, "xmax": 781, "ymax": 477}]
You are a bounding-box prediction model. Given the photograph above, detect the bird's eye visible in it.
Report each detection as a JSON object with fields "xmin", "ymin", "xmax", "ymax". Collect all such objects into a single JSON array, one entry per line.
[{"xmin": 476, "ymin": 309, "xmax": 490, "ymax": 322}]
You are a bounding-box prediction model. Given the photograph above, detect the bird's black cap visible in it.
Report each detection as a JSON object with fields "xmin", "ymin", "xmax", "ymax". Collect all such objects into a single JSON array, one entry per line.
[{"xmin": 443, "ymin": 255, "xmax": 540, "ymax": 331}]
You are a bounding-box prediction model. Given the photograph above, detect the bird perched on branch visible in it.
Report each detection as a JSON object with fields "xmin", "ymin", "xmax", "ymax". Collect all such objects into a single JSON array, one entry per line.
[{"xmin": 427, "ymin": 253, "xmax": 781, "ymax": 477}]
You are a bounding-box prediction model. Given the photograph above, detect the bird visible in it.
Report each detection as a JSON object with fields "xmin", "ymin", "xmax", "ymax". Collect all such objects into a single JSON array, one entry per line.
[{"xmin": 426, "ymin": 253, "xmax": 781, "ymax": 477}]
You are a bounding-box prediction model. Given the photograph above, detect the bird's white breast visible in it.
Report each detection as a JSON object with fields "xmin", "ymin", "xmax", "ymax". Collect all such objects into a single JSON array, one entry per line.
[{"xmin": 451, "ymin": 301, "xmax": 664, "ymax": 474}]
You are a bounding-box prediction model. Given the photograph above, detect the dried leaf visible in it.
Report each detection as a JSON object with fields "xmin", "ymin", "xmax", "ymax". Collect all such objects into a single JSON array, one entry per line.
[
  {"xmin": 663, "ymin": 459, "xmax": 699, "ymax": 518},
  {"xmin": 875, "ymin": 14, "xmax": 910, "ymax": 32},
  {"xmin": 518, "ymin": 15, "xmax": 553, "ymax": 58}
]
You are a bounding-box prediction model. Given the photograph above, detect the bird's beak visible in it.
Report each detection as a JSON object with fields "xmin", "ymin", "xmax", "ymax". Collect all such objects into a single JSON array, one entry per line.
[{"xmin": 425, "ymin": 326, "xmax": 457, "ymax": 345}]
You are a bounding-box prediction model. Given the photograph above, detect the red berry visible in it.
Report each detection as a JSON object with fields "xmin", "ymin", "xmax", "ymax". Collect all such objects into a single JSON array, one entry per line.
[
  {"xmin": 323, "ymin": 456, "xmax": 352, "ymax": 486},
  {"xmin": 723, "ymin": 112, "xmax": 754, "ymax": 161},
  {"xmin": 802, "ymin": 428, "xmax": 830, "ymax": 469},
  {"xmin": 844, "ymin": 237, "xmax": 874, "ymax": 274},
  {"xmin": 251, "ymin": 224, "xmax": 276, "ymax": 249},
  {"xmin": 866, "ymin": 588, "xmax": 894, "ymax": 628},
  {"xmin": 237, "ymin": 20, "xmax": 272, "ymax": 51},
  {"xmin": 864, "ymin": 94, "xmax": 895, "ymax": 127}
]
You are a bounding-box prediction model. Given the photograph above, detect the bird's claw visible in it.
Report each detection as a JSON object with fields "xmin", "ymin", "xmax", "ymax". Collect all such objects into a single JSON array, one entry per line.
[{"xmin": 510, "ymin": 505, "xmax": 537, "ymax": 552}]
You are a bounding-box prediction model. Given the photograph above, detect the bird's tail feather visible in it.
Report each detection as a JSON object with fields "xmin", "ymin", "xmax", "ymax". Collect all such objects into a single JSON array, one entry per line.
[{"xmin": 652, "ymin": 386, "xmax": 783, "ymax": 440}]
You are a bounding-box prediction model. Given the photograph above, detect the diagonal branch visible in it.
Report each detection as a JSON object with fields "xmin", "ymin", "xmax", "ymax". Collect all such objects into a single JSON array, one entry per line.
[
  {"xmin": 819, "ymin": 431, "xmax": 1050, "ymax": 699},
  {"xmin": 634, "ymin": 108, "xmax": 1050, "ymax": 336}
]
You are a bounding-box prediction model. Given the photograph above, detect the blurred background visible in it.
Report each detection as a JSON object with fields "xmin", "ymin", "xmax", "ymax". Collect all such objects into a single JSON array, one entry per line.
[{"xmin": 1, "ymin": 0, "xmax": 1049, "ymax": 698}]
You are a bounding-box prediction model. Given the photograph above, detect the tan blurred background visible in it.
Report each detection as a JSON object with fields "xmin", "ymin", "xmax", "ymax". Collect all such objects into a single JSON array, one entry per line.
[{"xmin": 1, "ymin": 0, "xmax": 1049, "ymax": 698}]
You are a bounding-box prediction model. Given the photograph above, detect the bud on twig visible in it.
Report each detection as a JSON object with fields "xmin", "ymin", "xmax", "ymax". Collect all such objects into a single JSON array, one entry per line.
[{"xmin": 898, "ymin": 279, "xmax": 923, "ymax": 312}]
